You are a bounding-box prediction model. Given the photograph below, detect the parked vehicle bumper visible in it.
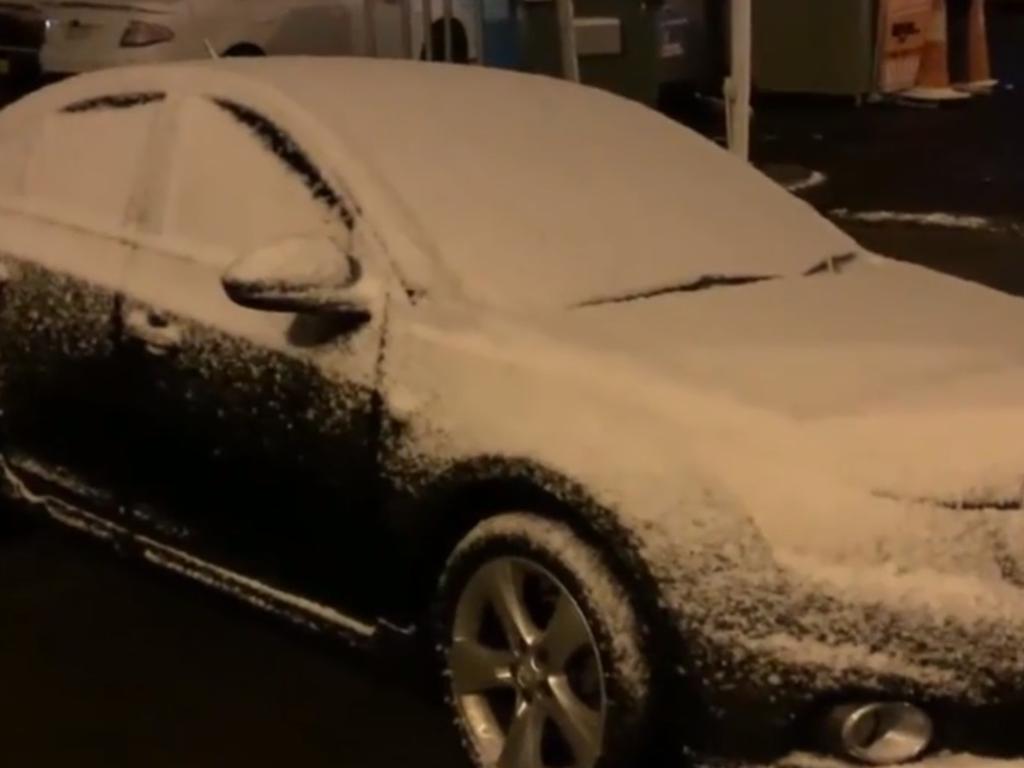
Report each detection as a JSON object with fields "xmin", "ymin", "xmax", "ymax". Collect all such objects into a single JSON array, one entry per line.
[{"xmin": 675, "ymin": 561, "xmax": 1024, "ymax": 764}]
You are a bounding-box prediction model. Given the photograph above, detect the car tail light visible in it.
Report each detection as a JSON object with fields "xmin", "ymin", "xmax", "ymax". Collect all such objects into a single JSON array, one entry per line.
[{"xmin": 120, "ymin": 20, "xmax": 174, "ymax": 47}]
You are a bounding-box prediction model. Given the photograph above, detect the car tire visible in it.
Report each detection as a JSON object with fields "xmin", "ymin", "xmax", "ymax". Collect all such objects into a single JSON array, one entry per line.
[{"xmin": 434, "ymin": 512, "xmax": 653, "ymax": 768}]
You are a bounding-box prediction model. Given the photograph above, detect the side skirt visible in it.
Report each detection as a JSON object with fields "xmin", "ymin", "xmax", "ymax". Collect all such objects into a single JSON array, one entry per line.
[{"xmin": 0, "ymin": 457, "xmax": 397, "ymax": 648}]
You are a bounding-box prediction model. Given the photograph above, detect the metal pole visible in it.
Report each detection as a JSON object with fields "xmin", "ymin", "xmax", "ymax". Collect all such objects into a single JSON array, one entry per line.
[
  {"xmin": 473, "ymin": 0, "xmax": 486, "ymax": 64},
  {"xmin": 726, "ymin": 0, "xmax": 752, "ymax": 159},
  {"xmin": 422, "ymin": 0, "xmax": 433, "ymax": 59},
  {"xmin": 364, "ymin": 0, "xmax": 379, "ymax": 56},
  {"xmin": 555, "ymin": 0, "xmax": 580, "ymax": 82},
  {"xmin": 442, "ymin": 0, "xmax": 454, "ymax": 60},
  {"xmin": 400, "ymin": 0, "xmax": 414, "ymax": 58}
]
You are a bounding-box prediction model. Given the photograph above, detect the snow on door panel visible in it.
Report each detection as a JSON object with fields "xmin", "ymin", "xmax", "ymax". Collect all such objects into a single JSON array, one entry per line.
[
  {"xmin": 0, "ymin": 94, "xmax": 161, "ymax": 505},
  {"xmin": 119, "ymin": 96, "xmax": 386, "ymax": 613}
]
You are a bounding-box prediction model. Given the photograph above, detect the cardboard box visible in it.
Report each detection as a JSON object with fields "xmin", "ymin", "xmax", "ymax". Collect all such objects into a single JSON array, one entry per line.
[{"xmin": 877, "ymin": 0, "xmax": 933, "ymax": 91}]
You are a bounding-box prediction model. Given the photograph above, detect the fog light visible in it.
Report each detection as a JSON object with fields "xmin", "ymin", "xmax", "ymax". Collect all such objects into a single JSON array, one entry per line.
[{"xmin": 824, "ymin": 702, "xmax": 933, "ymax": 765}]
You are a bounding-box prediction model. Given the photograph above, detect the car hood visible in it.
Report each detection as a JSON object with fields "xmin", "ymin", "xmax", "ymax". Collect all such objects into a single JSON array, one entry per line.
[
  {"xmin": 550, "ymin": 256, "xmax": 1024, "ymax": 510},
  {"xmin": 539, "ymin": 257, "xmax": 1024, "ymax": 682}
]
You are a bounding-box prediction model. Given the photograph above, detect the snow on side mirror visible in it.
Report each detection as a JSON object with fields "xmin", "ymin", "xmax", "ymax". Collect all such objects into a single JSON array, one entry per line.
[{"xmin": 222, "ymin": 236, "xmax": 371, "ymax": 315}]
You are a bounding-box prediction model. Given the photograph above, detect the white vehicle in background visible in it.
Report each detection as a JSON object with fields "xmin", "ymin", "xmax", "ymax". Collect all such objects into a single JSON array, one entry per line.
[{"xmin": 37, "ymin": 0, "xmax": 479, "ymax": 76}]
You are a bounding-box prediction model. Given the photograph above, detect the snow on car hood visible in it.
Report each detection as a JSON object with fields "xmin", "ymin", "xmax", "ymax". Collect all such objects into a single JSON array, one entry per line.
[
  {"xmin": 555, "ymin": 255, "xmax": 1024, "ymax": 512},
  {"xmin": 528, "ymin": 255, "xmax": 1024, "ymax": 655},
  {"xmin": 206, "ymin": 58, "xmax": 857, "ymax": 308}
]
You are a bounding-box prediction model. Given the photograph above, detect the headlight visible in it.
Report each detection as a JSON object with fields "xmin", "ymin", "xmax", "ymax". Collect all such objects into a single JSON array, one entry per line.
[
  {"xmin": 120, "ymin": 20, "xmax": 175, "ymax": 47},
  {"xmin": 824, "ymin": 702, "xmax": 933, "ymax": 765}
]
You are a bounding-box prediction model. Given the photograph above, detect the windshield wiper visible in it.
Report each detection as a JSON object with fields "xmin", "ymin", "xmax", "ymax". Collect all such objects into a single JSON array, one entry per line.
[
  {"xmin": 574, "ymin": 274, "xmax": 779, "ymax": 308},
  {"xmin": 575, "ymin": 252, "xmax": 862, "ymax": 308},
  {"xmin": 805, "ymin": 251, "xmax": 860, "ymax": 276}
]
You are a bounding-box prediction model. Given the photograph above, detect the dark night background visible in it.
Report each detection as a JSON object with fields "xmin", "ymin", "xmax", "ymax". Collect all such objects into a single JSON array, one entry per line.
[{"xmin": 2, "ymin": 4, "xmax": 1024, "ymax": 766}]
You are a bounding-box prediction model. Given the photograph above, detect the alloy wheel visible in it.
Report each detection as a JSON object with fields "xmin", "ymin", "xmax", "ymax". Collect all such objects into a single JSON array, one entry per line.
[{"xmin": 449, "ymin": 557, "xmax": 607, "ymax": 768}]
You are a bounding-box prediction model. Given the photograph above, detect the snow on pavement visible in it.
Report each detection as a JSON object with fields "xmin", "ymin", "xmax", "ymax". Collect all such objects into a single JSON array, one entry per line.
[
  {"xmin": 829, "ymin": 209, "xmax": 1024, "ymax": 236},
  {"xmin": 774, "ymin": 752, "xmax": 1024, "ymax": 768}
]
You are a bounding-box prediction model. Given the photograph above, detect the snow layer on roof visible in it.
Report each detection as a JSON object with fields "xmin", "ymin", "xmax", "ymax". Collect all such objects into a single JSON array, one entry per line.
[{"xmin": 187, "ymin": 57, "xmax": 855, "ymax": 307}]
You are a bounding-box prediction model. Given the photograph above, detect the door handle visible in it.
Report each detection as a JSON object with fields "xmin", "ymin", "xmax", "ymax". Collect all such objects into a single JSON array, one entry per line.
[{"xmin": 123, "ymin": 307, "xmax": 182, "ymax": 355}]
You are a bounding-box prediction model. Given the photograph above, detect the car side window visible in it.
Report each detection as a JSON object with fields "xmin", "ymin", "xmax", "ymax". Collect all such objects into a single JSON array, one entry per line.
[
  {"xmin": 162, "ymin": 97, "xmax": 352, "ymax": 263},
  {"xmin": 22, "ymin": 92, "xmax": 164, "ymax": 229}
]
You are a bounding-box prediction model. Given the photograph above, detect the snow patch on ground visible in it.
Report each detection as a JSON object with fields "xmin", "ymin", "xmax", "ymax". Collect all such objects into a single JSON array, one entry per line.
[
  {"xmin": 829, "ymin": 209, "xmax": 998, "ymax": 231},
  {"xmin": 776, "ymin": 753, "xmax": 1024, "ymax": 768},
  {"xmin": 783, "ymin": 170, "xmax": 828, "ymax": 194}
]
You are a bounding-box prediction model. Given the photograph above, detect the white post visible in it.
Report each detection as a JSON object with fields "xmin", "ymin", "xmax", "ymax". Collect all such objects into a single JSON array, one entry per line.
[
  {"xmin": 442, "ymin": 0, "xmax": 454, "ymax": 60},
  {"xmin": 556, "ymin": 0, "xmax": 580, "ymax": 82},
  {"xmin": 726, "ymin": 0, "xmax": 752, "ymax": 159},
  {"xmin": 422, "ymin": 0, "xmax": 434, "ymax": 59},
  {"xmin": 473, "ymin": 0, "xmax": 486, "ymax": 64}
]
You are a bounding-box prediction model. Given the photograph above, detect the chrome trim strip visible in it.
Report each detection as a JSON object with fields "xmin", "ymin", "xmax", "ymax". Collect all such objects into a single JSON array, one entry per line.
[{"xmin": 2, "ymin": 458, "xmax": 378, "ymax": 641}]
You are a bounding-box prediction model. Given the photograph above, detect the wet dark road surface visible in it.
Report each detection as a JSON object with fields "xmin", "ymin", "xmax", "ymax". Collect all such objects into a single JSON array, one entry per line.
[{"xmin": 0, "ymin": 519, "xmax": 468, "ymax": 768}]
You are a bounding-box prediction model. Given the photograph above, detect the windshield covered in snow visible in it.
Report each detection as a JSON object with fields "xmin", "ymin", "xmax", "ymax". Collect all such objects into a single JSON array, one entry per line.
[{"xmin": 221, "ymin": 59, "xmax": 860, "ymax": 309}]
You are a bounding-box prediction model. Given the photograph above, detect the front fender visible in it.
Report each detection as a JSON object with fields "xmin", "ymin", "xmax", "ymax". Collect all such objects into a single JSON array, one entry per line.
[{"xmin": 376, "ymin": 302, "xmax": 781, "ymax": 645}]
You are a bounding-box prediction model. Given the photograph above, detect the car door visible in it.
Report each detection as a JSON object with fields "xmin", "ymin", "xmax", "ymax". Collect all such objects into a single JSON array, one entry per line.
[
  {"xmin": 0, "ymin": 89, "xmax": 162, "ymax": 510},
  {"xmin": 118, "ymin": 92, "xmax": 389, "ymax": 617}
]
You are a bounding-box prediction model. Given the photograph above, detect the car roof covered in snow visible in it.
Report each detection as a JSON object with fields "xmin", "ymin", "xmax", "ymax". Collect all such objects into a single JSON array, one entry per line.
[{"xmin": 11, "ymin": 58, "xmax": 858, "ymax": 308}]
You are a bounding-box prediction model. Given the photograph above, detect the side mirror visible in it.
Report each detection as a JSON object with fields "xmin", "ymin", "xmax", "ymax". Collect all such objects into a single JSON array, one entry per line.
[{"xmin": 222, "ymin": 236, "xmax": 370, "ymax": 314}]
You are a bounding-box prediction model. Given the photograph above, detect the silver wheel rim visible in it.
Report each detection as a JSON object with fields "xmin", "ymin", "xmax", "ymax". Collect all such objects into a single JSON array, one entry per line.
[{"xmin": 449, "ymin": 557, "xmax": 607, "ymax": 768}]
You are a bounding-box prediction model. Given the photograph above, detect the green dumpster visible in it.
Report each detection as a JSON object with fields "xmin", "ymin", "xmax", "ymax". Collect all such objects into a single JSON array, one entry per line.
[
  {"xmin": 750, "ymin": 0, "xmax": 879, "ymax": 96},
  {"xmin": 516, "ymin": 0, "xmax": 663, "ymax": 105}
]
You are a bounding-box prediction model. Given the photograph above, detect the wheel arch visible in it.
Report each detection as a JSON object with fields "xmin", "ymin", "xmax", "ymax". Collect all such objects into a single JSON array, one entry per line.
[
  {"xmin": 396, "ymin": 454, "xmax": 696, "ymax": 759},
  {"xmin": 396, "ymin": 456, "xmax": 667, "ymax": 643}
]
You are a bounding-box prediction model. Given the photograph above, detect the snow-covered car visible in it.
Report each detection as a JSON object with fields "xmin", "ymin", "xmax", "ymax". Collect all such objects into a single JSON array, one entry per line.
[
  {"xmin": 2, "ymin": 58, "xmax": 1024, "ymax": 768},
  {"xmin": 37, "ymin": 0, "xmax": 477, "ymax": 77}
]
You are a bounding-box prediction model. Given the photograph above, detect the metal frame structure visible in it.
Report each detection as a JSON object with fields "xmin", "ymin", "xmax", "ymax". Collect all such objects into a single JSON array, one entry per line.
[
  {"xmin": 360, "ymin": 0, "xmax": 579, "ymax": 81},
  {"xmin": 359, "ymin": 0, "xmax": 753, "ymax": 162}
]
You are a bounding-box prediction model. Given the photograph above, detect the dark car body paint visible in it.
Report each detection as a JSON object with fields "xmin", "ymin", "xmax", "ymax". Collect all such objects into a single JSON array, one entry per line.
[
  {"xmin": 0, "ymin": 258, "xmax": 131, "ymax": 502},
  {"xmin": 112, "ymin": 304, "xmax": 389, "ymax": 618}
]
